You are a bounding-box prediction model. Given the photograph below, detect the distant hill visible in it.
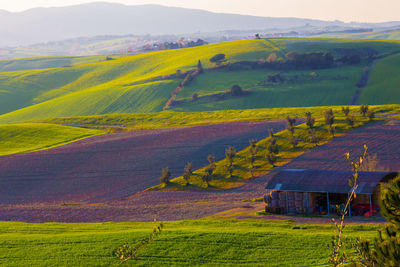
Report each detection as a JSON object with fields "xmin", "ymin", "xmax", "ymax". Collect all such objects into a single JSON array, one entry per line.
[
  {"xmin": 313, "ymin": 29, "xmax": 400, "ymax": 40},
  {"xmin": 1, "ymin": 2, "xmax": 399, "ymax": 48},
  {"xmin": 0, "ymin": 38, "xmax": 400, "ymax": 123}
]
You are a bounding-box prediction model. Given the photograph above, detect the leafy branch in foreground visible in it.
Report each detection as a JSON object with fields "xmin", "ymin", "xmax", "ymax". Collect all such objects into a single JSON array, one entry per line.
[
  {"xmin": 353, "ymin": 174, "xmax": 400, "ymax": 266},
  {"xmin": 115, "ymin": 222, "xmax": 164, "ymax": 266},
  {"xmin": 329, "ymin": 145, "xmax": 368, "ymax": 266}
]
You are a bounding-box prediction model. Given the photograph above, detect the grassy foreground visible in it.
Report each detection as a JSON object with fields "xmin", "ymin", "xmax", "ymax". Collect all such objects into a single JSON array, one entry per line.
[
  {"xmin": 0, "ymin": 219, "xmax": 381, "ymax": 266},
  {"xmin": 0, "ymin": 123, "xmax": 104, "ymax": 156}
]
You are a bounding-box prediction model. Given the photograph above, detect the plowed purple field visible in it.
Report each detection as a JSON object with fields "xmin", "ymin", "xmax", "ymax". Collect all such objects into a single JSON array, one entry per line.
[
  {"xmin": 0, "ymin": 121, "xmax": 286, "ymax": 204},
  {"xmin": 1, "ymin": 119, "xmax": 398, "ymax": 223},
  {"xmin": 284, "ymin": 120, "xmax": 400, "ymax": 171}
]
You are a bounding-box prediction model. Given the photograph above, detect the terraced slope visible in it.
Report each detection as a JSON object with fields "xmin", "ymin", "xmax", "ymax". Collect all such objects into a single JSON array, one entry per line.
[
  {"xmin": 1, "ymin": 39, "xmax": 400, "ymax": 123},
  {"xmin": 0, "ymin": 120, "xmax": 286, "ymax": 204}
]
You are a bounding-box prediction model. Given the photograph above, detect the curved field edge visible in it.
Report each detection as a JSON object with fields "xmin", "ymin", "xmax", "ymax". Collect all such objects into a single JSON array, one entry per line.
[
  {"xmin": 0, "ymin": 219, "xmax": 381, "ymax": 266},
  {"xmin": 2, "ymin": 105, "xmax": 397, "ymax": 157},
  {"xmin": 150, "ymin": 112, "xmax": 378, "ymax": 190},
  {"xmin": 34, "ymin": 105, "xmax": 400, "ymax": 129},
  {"xmin": 0, "ymin": 123, "xmax": 104, "ymax": 156},
  {"xmin": 0, "ymin": 55, "xmax": 115, "ymax": 72}
]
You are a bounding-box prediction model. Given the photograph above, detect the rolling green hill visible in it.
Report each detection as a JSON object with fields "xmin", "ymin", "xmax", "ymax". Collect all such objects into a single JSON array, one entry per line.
[
  {"xmin": 0, "ymin": 38, "xmax": 400, "ymax": 123},
  {"xmin": 0, "ymin": 55, "xmax": 113, "ymax": 72},
  {"xmin": 0, "ymin": 123, "xmax": 103, "ymax": 156}
]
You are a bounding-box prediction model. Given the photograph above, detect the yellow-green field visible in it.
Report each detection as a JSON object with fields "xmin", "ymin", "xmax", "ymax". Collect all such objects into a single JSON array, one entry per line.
[
  {"xmin": 1, "ymin": 39, "xmax": 400, "ymax": 123},
  {"xmin": 37, "ymin": 104, "xmax": 400, "ymax": 129},
  {"xmin": 0, "ymin": 123, "xmax": 104, "ymax": 156}
]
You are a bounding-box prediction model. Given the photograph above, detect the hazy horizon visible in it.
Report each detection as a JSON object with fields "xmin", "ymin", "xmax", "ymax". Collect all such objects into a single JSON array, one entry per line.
[{"xmin": 0, "ymin": 0, "xmax": 399, "ymax": 23}]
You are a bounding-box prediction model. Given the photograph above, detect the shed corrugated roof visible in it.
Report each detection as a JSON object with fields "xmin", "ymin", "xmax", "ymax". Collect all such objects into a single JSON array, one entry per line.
[{"xmin": 265, "ymin": 169, "xmax": 398, "ymax": 194}]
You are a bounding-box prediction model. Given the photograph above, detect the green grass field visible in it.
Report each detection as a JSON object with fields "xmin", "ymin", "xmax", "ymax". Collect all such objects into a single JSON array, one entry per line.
[
  {"xmin": 0, "ymin": 55, "xmax": 113, "ymax": 72},
  {"xmin": 171, "ymin": 65, "xmax": 365, "ymax": 111},
  {"xmin": 361, "ymin": 53, "xmax": 400, "ymax": 104},
  {"xmin": 37, "ymin": 105, "xmax": 400, "ymax": 129},
  {"xmin": 1, "ymin": 39, "xmax": 400, "ymax": 123},
  {"xmin": 0, "ymin": 123, "xmax": 104, "ymax": 156},
  {"xmin": 0, "ymin": 39, "xmax": 279, "ymax": 121},
  {"xmin": 0, "ymin": 219, "xmax": 381, "ymax": 266}
]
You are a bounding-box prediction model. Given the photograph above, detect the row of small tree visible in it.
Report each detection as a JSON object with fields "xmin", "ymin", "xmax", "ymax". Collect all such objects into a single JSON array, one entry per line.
[
  {"xmin": 160, "ymin": 106, "xmax": 377, "ymax": 187},
  {"xmin": 159, "ymin": 130, "xmax": 281, "ymax": 187}
]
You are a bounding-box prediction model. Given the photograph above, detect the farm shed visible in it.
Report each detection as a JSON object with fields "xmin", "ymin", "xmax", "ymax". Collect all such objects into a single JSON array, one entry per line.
[{"xmin": 264, "ymin": 169, "xmax": 398, "ymax": 217}]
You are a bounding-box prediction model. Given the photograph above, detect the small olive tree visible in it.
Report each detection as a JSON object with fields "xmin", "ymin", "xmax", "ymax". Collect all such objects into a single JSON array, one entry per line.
[
  {"xmin": 346, "ymin": 116, "xmax": 355, "ymax": 127},
  {"xmin": 202, "ymin": 166, "xmax": 214, "ymax": 187},
  {"xmin": 342, "ymin": 106, "xmax": 350, "ymax": 117},
  {"xmin": 183, "ymin": 162, "xmax": 193, "ymax": 186},
  {"xmin": 286, "ymin": 116, "xmax": 297, "ymax": 135},
  {"xmin": 225, "ymin": 146, "xmax": 236, "ymax": 177},
  {"xmin": 160, "ymin": 167, "xmax": 171, "ymax": 185},
  {"xmin": 325, "ymin": 109, "xmax": 335, "ymax": 137},
  {"xmin": 305, "ymin": 112, "xmax": 315, "ymax": 129},
  {"xmin": 360, "ymin": 105, "xmax": 369, "ymax": 117},
  {"xmin": 266, "ymin": 151, "xmax": 277, "ymax": 167},
  {"xmin": 249, "ymin": 139, "xmax": 258, "ymax": 176},
  {"xmin": 309, "ymin": 128, "xmax": 319, "ymax": 146}
]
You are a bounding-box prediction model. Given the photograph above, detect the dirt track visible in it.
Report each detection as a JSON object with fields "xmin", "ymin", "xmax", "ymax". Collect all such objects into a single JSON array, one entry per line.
[{"xmin": 0, "ymin": 121, "xmax": 286, "ymax": 204}]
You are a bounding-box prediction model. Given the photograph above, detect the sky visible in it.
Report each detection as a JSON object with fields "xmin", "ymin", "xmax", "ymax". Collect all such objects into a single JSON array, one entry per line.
[{"xmin": 0, "ymin": 0, "xmax": 399, "ymax": 23}]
